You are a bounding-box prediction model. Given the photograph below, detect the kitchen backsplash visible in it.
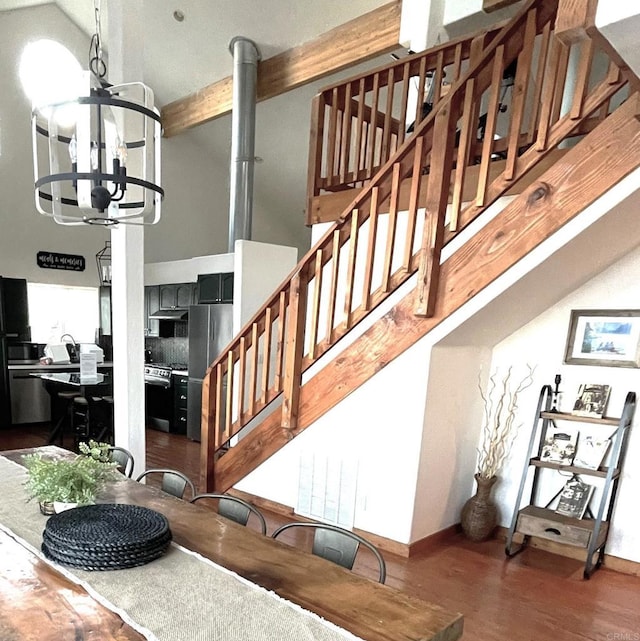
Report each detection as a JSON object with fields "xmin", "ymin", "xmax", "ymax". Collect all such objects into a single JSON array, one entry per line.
[{"xmin": 145, "ymin": 337, "xmax": 188, "ymax": 365}]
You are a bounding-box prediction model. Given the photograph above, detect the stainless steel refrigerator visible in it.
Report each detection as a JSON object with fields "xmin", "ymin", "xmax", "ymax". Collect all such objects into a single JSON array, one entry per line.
[{"xmin": 187, "ymin": 304, "xmax": 233, "ymax": 441}]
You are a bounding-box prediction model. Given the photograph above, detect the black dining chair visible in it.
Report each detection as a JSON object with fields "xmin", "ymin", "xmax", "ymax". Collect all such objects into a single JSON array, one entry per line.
[
  {"xmin": 191, "ymin": 493, "xmax": 268, "ymax": 535},
  {"xmin": 107, "ymin": 446, "xmax": 135, "ymax": 478},
  {"xmin": 271, "ymin": 522, "xmax": 386, "ymax": 583},
  {"xmin": 135, "ymin": 469, "xmax": 195, "ymax": 500}
]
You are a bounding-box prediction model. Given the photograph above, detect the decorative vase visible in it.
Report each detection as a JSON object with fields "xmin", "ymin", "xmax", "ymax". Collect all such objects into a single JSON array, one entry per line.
[
  {"xmin": 460, "ymin": 473, "xmax": 498, "ymax": 542},
  {"xmin": 39, "ymin": 501, "xmax": 55, "ymax": 516}
]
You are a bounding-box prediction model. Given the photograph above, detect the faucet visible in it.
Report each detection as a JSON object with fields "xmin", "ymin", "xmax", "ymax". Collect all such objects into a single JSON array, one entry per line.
[{"xmin": 60, "ymin": 334, "xmax": 79, "ymax": 362}]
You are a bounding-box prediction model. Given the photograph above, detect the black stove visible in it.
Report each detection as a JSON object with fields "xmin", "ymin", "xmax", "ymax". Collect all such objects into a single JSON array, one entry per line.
[
  {"xmin": 144, "ymin": 362, "xmax": 188, "ymax": 387},
  {"xmin": 145, "ymin": 362, "xmax": 188, "ymax": 434}
]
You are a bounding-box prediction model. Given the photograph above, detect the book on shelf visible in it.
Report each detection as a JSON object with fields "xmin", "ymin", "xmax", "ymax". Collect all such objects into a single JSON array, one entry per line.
[
  {"xmin": 573, "ymin": 434, "xmax": 612, "ymax": 470},
  {"xmin": 572, "ymin": 383, "xmax": 611, "ymax": 419},
  {"xmin": 555, "ymin": 477, "xmax": 594, "ymax": 519},
  {"xmin": 540, "ymin": 425, "xmax": 579, "ymax": 465}
]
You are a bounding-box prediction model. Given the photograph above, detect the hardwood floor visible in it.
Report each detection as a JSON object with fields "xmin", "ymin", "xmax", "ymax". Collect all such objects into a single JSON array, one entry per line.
[{"xmin": 2, "ymin": 423, "xmax": 640, "ymax": 640}]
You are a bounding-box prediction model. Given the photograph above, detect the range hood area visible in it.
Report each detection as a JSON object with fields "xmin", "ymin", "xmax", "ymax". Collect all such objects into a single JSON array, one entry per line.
[{"xmin": 149, "ymin": 309, "xmax": 188, "ymax": 321}]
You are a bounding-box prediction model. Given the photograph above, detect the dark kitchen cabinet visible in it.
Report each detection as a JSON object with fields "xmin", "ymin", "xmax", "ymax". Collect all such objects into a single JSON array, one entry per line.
[
  {"xmin": 159, "ymin": 283, "xmax": 197, "ymax": 310},
  {"xmin": 1, "ymin": 277, "xmax": 30, "ymax": 339},
  {"xmin": 145, "ymin": 286, "xmax": 160, "ymax": 337},
  {"xmin": 176, "ymin": 283, "xmax": 197, "ymax": 308},
  {"xmin": 196, "ymin": 272, "xmax": 234, "ymax": 304},
  {"xmin": 173, "ymin": 374, "xmax": 188, "ymax": 435}
]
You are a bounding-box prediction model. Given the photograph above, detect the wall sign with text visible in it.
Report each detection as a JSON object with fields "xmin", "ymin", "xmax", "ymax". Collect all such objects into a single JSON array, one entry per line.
[{"xmin": 37, "ymin": 251, "xmax": 86, "ymax": 272}]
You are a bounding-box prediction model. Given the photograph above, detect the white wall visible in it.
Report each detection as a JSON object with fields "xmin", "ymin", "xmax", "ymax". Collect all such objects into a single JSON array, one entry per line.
[
  {"xmin": 145, "ymin": 252, "xmax": 234, "ymax": 286},
  {"xmin": 233, "ymin": 240, "xmax": 298, "ymax": 330}
]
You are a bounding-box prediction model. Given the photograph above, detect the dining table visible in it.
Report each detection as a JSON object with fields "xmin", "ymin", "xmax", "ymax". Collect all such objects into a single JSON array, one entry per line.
[{"xmin": 0, "ymin": 445, "xmax": 464, "ymax": 641}]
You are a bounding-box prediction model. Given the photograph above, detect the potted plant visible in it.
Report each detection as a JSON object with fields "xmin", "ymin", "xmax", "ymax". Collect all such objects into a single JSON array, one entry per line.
[
  {"xmin": 460, "ymin": 365, "xmax": 535, "ymax": 541},
  {"xmin": 23, "ymin": 441, "xmax": 117, "ymax": 514}
]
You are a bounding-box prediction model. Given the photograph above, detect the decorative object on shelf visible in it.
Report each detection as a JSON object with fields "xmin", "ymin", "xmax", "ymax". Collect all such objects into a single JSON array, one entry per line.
[
  {"xmin": 573, "ymin": 434, "xmax": 612, "ymax": 470},
  {"xmin": 22, "ymin": 442, "xmax": 117, "ymax": 513},
  {"xmin": 550, "ymin": 374, "xmax": 562, "ymax": 412},
  {"xmin": 461, "ymin": 365, "xmax": 535, "ymax": 542},
  {"xmin": 564, "ymin": 309, "xmax": 640, "ymax": 368},
  {"xmin": 555, "ymin": 476, "xmax": 594, "ymax": 519},
  {"xmin": 540, "ymin": 425, "xmax": 578, "ymax": 466},
  {"xmin": 572, "ymin": 383, "xmax": 611, "ymax": 419},
  {"xmin": 24, "ymin": 0, "xmax": 162, "ymax": 226},
  {"xmin": 96, "ymin": 240, "xmax": 111, "ymax": 285}
]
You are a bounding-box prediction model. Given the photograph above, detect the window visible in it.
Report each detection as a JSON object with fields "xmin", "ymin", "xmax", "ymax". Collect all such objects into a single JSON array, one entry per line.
[{"xmin": 27, "ymin": 283, "xmax": 98, "ymax": 344}]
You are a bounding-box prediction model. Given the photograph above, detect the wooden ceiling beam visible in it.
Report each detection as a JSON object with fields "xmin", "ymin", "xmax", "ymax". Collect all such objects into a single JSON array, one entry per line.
[{"xmin": 161, "ymin": 1, "xmax": 402, "ymax": 138}]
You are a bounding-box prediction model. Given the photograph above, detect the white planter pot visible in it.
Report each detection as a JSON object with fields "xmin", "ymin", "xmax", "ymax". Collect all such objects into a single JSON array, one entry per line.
[{"xmin": 53, "ymin": 501, "xmax": 78, "ymax": 513}]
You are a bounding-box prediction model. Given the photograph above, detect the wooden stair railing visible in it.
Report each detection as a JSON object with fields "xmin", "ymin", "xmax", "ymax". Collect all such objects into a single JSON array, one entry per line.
[
  {"xmin": 306, "ymin": 22, "xmax": 507, "ymax": 224},
  {"xmin": 202, "ymin": 0, "xmax": 632, "ymax": 492}
]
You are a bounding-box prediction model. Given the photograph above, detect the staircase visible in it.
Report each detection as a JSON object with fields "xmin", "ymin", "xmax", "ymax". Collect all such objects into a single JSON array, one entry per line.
[{"xmin": 201, "ymin": 0, "xmax": 640, "ymax": 493}]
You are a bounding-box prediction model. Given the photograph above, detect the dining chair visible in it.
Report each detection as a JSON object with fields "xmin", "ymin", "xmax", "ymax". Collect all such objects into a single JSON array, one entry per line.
[
  {"xmin": 107, "ymin": 446, "xmax": 135, "ymax": 478},
  {"xmin": 271, "ymin": 522, "xmax": 387, "ymax": 583},
  {"xmin": 191, "ymin": 493, "xmax": 267, "ymax": 535},
  {"xmin": 135, "ymin": 469, "xmax": 195, "ymax": 500}
]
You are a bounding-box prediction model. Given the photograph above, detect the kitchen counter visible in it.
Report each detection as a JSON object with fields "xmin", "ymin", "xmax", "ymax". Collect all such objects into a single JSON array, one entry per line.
[{"xmin": 8, "ymin": 362, "xmax": 114, "ymax": 371}]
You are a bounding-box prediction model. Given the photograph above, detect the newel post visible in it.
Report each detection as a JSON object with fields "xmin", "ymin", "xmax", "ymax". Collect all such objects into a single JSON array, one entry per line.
[
  {"xmin": 281, "ymin": 271, "xmax": 308, "ymax": 430},
  {"xmin": 414, "ymin": 96, "xmax": 459, "ymax": 317}
]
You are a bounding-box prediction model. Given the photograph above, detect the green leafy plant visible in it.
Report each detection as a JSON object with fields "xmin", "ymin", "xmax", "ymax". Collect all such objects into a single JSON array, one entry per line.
[
  {"xmin": 78, "ymin": 439, "xmax": 112, "ymax": 463},
  {"xmin": 23, "ymin": 446, "xmax": 117, "ymax": 506}
]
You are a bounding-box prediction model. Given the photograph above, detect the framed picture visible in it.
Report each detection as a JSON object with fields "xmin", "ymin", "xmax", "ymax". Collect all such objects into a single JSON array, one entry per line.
[
  {"xmin": 564, "ymin": 309, "xmax": 640, "ymax": 368},
  {"xmin": 572, "ymin": 383, "xmax": 611, "ymax": 419}
]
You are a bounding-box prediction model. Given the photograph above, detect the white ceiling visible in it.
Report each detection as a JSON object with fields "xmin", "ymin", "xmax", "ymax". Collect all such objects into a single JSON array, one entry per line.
[
  {"xmin": 0, "ymin": 0, "xmax": 392, "ymax": 105},
  {"xmin": 0, "ymin": 0, "xmax": 397, "ymax": 255}
]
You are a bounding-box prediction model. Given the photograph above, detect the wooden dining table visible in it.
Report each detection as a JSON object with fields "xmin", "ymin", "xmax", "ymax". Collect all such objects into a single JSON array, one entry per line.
[{"xmin": 0, "ymin": 446, "xmax": 463, "ymax": 641}]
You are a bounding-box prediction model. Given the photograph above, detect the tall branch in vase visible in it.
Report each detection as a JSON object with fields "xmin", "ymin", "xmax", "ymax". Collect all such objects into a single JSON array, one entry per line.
[{"xmin": 476, "ymin": 364, "xmax": 535, "ymax": 480}]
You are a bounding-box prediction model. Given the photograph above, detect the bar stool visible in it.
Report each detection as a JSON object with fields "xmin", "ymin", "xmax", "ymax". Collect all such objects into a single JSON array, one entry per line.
[
  {"xmin": 47, "ymin": 391, "xmax": 81, "ymax": 446},
  {"xmin": 96, "ymin": 396, "xmax": 114, "ymax": 444},
  {"xmin": 72, "ymin": 396, "xmax": 108, "ymax": 449}
]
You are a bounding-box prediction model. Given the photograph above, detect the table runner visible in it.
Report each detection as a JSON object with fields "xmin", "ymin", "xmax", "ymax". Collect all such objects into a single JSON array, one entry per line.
[{"xmin": 0, "ymin": 455, "xmax": 365, "ymax": 641}]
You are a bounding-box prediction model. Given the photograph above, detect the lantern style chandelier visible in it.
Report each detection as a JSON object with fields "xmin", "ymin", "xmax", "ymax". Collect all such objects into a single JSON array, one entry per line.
[{"xmin": 29, "ymin": 0, "xmax": 163, "ymax": 225}]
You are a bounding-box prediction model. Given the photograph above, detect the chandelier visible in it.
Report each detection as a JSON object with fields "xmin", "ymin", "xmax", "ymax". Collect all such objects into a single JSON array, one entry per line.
[{"xmin": 29, "ymin": 0, "xmax": 163, "ymax": 225}]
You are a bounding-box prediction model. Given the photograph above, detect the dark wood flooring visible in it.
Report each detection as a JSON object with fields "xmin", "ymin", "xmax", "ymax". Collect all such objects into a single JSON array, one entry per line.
[{"xmin": 2, "ymin": 423, "xmax": 640, "ymax": 641}]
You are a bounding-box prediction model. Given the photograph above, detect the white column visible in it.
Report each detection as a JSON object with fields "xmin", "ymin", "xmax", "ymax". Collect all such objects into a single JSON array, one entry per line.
[{"xmin": 107, "ymin": 0, "xmax": 146, "ymax": 475}]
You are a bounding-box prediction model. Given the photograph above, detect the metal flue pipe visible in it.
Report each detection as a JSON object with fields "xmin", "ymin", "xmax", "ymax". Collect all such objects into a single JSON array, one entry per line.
[{"xmin": 228, "ymin": 36, "xmax": 261, "ymax": 252}]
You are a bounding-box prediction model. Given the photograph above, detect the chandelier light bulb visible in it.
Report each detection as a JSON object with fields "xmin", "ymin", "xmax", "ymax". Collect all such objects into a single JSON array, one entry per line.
[{"xmin": 68, "ymin": 134, "xmax": 78, "ymax": 163}]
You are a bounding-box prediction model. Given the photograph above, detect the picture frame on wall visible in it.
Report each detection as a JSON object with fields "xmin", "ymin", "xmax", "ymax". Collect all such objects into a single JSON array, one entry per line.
[{"xmin": 564, "ymin": 309, "xmax": 640, "ymax": 368}]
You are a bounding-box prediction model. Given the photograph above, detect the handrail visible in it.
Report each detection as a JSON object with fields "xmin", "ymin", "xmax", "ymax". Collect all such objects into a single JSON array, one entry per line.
[{"xmin": 202, "ymin": 0, "xmax": 630, "ymax": 491}]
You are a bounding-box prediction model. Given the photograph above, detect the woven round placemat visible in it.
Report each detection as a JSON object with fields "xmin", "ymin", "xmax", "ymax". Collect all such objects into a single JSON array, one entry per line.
[{"xmin": 42, "ymin": 503, "xmax": 172, "ymax": 571}]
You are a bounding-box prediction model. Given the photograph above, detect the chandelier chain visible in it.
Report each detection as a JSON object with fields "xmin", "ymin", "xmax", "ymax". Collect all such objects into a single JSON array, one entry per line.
[{"xmin": 90, "ymin": 0, "xmax": 107, "ymax": 80}]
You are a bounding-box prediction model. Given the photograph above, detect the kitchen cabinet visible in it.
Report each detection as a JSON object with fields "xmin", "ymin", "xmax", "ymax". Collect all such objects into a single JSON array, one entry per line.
[
  {"xmin": 173, "ymin": 374, "xmax": 188, "ymax": 435},
  {"xmin": 176, "ymin": 283, "xmax": 197, "ymax": 308},
  {"xmin": 159, "ymin": 283, "xmax": 197, "ymax": 310},
  {"xmin": 145, "ymin": 286, "xmax": 160, "ymax": 337},
  {"xmin": 196, "ymin": 272, "xmax": 234, "ymax": 304}
]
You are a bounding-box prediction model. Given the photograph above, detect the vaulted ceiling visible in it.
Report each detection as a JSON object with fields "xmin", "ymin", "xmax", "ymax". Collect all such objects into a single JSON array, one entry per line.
[{"xmin": 0, "ymin": 0, "xmax": 403, "ymax": 255}]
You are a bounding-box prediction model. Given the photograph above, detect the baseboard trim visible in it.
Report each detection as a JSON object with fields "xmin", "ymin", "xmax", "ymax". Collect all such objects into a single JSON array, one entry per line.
[
  {"xmin": 226, "ymin": 491, "xmax": 640, "ymax": 574},
  {"xmin": 228, "ymin": 488, "xmax": 460, "ymax": 558}
]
